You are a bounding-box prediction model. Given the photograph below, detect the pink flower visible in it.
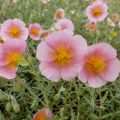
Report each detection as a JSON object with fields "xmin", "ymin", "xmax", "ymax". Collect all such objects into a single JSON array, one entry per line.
[
  {"xmin": 55, "ymin": 18, "xmax": 74, "ymax": 31},
  {"xmin": 12, "ymin": 0, "xmax": 19, "ymax": 3},
  {"xmin": 33, "ymin": 108, "xmax": 53, "ymax": 120},
  {"xmin": 0, "ymin": 18, "xmax": 28, "ymax": 41},
  {"xmin": 42, "ymin": 0, "xmax": 50, "ymax": 4},
  {"xmin": 86, "ymin": 21, "xmax": 97, "ymax": 31},
  {"xmin": 0, "ymin": 41, "xmax": 26, "ymax": 79},
  {"xmin": 78, "ymin": 43, "xmax": 120, "ymax": 88},
  {"xmin": 36, "ymin": 31, "xmax": 87, "ymax": 82},
  {"xmin": 28, "ymin": 23, "xmax": 42, "ymax": 41},
  {"xmin": 54, "ymin": 8, "xmax": 65, "ymax": 20},
  {"xmin": 86, "ymin": 1, "xmax": 108, "ymax": 22}
]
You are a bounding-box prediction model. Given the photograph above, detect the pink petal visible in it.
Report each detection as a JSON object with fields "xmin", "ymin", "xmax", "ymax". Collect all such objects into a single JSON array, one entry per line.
[
  {"xmin": 61, "ymin": 65, "xmax": 78, "ymax": 80},
  {"xmin": 73, "ymin": 35, "xmax": 88, "ymax": 52},
  {"xmin": 36, "ymin": 42, "xmax": 55, "ymax": 62},
  {"xmin": 3, "ymin": 40, "xmax": 26, "ymax": 54},
  {"xmin": 87, "ymin": 75, "xmax": 107, "ymax": 88},
  {"xmin": 0, "ymin": 64, "xmax": 17, "ymax": 79},
  {"xmin": 0, "ymin": 44, "xmax": 9, "ymax": 66},
  {"xmin": 13, "ymin": 18, "xmax": 26, "ymax": 27},
  {"xmin": 19, "ymin": 28, "xmax": 28, "ymax": 41},
  {"xmin": 101, "ymin": 59, "xmax": 120, "ymax": 82},
  {"xmin": 46, "ymin": 31, "xmax": 73, "ymax": 50},
  {"xmin": 78, "ymin": 69, "xmax": 88, "ymax": 83},
  {"xmin": 39, "ymin": 62, "xmax": 61, "ymax": 82},
  {"xmin": 87, "ymin": 43, "xmax": 117, "ymax": 61}
]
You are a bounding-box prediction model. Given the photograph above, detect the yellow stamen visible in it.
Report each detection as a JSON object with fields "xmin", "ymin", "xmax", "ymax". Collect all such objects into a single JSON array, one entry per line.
[
  {"xmin": 6, "ymin": 52, "xmax": 21, "ymax": 69},
  {"xmin": 92, "ymin": 7, "xmax": 103, "ymax": 17},
  {"xmin": 36, "ymin": 113, "xmax": 46, "ymax": 120},
  {"xmin": 8, "ymin": 26, "xmax": 21, "ymax": 38},
  {"xmin": 54, "ymin": 47, "xmax": 72, "ymax": 66},
  {"xmin": 85, "ymin": 56, "xmax": 105, "ymax": 74},
  {"xmin": 90, "ymin": 0, "xmax": 97, "ymax": 3},
  {"xmin": 88, "ymin": 22, "xmax": 96, "ymax": 30},
  {"xmin": 56, "ymin": 11, "xmax": 63, "ymax": 18},
  {"xmin": 0, "ymin": 37, "xmax": 4, "ymax": 43},
  {"xmin": 31, "ymin": 28, "xmax": 38, "ymax": 36}
]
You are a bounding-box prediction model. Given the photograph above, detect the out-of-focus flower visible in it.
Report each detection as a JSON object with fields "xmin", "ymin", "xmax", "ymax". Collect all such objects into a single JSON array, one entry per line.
[
  {"xmin": 110, "ymin": 31, "xmax": 117, "ymax": 38},
  {"xmin": 90, "ymin": 0, "xmax": 97, "ymax": 3},
  {"xmin": 28, "ymin": 23, "xmax": 42, "ymax": 41},
  {"xmin": 118, "ymin": 21, "xmax": 120, "ymax": 29},
  {"xmin": 41, "ymin": 30, "xmax": 50, "ymax": 40},
  {"xmin": 86, "ymin": 0, "xmax": 108, "ymax": 22},
  {"xmin": 0, "ymin": 41, "xmax": 26, "ymax": 79},
  {"xmin": 112, "ymin": 13, "xmax": 119, "ymax": 23},
  {"xmin": 9, "ymin": 0, "xmax": 20, "ymax": 4},
  {"xmin": 0, "ymin": 37, "xmax": 4, "ymax": 43},
  {"xmin": 0, "ymin": 19, "xmax": 28, "ymax": 41},
  {"xmin": 78, "ymin": 43, "xmax": 120, "ymax": 88},
  {"xmin": 107, "ymin": 17, "xmax": 115, "ymax": 27},
  {"xmin": 86, "ymin": 21, "xmax": 97, "ymax": 31},
  {"xmin": 36, "ymin": 31, "xmax": 87, "ymax": 82},
  {"xmin": 55, "ymin": 18, "xmax": 74, "ymax": 31},
  {"xmin": 33, "ymin": 108, "xmax": 53, "ymax": 120},
  {"xmin": 54, "ymin": 8, "xmax": 65, "ymax": 21},
  {"xmin": 41, "ymin": 0, "xmax": 50, "ymax": 4}
]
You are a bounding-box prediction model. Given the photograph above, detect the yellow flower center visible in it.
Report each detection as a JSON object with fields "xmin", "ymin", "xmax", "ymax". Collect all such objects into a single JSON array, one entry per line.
[
  {"xmin": 35, "ymin": 112, "xmax": 46, "ymax": 120},
  {"xmin": 92, "ymin": 7, "xmax": 103, "ymax": 17},
  {"xmin": 88, "ymin": 22, "xmax": 95, "ymax": 30},
  {"xmin": 91, "ymin": 0, "xmax": 96, "ymax": 3},
  {"xmin": 0, "ymin": 37, "xmax": 4, "ymax": 43},
  {"xmin": 31, "ymin": 28, "xmax": 39, "ymax": 36},
  {"xmin": 37, "ymin": 114, "xmax": 45, "ymax": 120},
  {"xmin": 56, "ymin": 11, "xmax": 63, "ymax": 18},
  {"xmin": 54, "ymin": 47, "xmax": 72, "ymax": 66},
  {"xmin": 8, "ymin": 26, "xmax": 21, "ymax": 38},
  {"xmin": 6, "ymin": 52, "xmax": 21, "ymax": 69},
  {"xmin": 85, "ymin": 56, "xmax": 106, "ymax": 74}
]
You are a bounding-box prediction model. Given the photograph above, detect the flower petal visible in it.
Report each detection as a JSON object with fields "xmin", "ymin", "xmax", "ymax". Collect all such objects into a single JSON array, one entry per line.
[{"xmin": 101, "ymin": 59, "xmax": 120, "ymax": 82}]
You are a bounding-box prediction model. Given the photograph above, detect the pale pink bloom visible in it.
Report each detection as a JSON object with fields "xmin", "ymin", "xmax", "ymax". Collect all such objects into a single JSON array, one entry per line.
[
  {"xmin": 86, "ymin": 21, "xmax": 97, "ymax": 31},
  {"xmin": 12, "ymin": 0, "xmax": 19, "ymax": 3},
  {"xmin": 28, "ymin": 23, "xmax": 42, "ymax": 41},
  {"xmin": 112, "ymin": 13, "xmax": 119, "ymax": 23},
  {"xmin": 0, "ymin": 41, "xmax": 26, "ymax": 79},
  {"xmin": 86, "ymin": 1, "xmax": 108, "ymax": 22},
  {"xmin": 42, "ymin": 0, "xmax": 50, "ymax": 4},
  {"xmin": 55, "ymin": 18, "xmax": 74, "ymax": 31},
  {"xmin": 54, "ymin": 8, "xmax": 65, "ymax": 20},
  {"xmin": 78, "ymin": 43, "xmax": 120, "ymax": 88},
  {"xmin": 0, "ymin": 18, "xmax": 28, "ymax": 41},
  {"xmin": 107, "ymin": 17, "xmax": 115, "ymax": 27},
  {"xmin": 33, "ymin": 108, "xmax": 53, "ymax": 120},
  {"xmin": 36, "ymin": 31, "xmax": 87, "ymax": 82}
]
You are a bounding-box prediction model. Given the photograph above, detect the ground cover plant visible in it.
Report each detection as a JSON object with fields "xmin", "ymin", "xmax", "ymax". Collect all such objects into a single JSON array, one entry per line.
[{"xmin": 0, "ymin": 0, "xmax": 120, "ymax": 120}]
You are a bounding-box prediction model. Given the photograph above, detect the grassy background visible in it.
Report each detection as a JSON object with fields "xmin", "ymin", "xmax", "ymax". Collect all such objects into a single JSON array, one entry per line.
[{"xmin": 0, "ymin": 0, "xmax": 120, "ymax": 120}]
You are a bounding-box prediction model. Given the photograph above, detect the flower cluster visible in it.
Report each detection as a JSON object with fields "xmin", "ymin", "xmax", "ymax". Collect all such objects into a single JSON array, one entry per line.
[
  {"xmin": 0, "ymin": 0, "xmax": 120, "ymax": 119},
  {"xmin": 0, "ymin": 19, "xmax": 28, "ymax": 79}
]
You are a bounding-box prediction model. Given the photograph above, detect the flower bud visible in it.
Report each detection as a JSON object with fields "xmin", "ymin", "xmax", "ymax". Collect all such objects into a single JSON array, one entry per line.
[
  {"xmin": 12, "ymin": 103, "xmax": 20, "ymax": 113},
  {"xmin": 6, "ymin": 102, "xmax": 12, "ymax": 112}
]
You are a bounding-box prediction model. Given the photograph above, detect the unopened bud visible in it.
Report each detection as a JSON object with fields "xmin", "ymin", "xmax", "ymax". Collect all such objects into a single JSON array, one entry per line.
[
  {"xmin": 6, "ymin": 102, "xmax": 12, "ymax": 112},
  {"xmin": 13, "ymin": 103, "xmax": 20, "ymax": 113}
]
